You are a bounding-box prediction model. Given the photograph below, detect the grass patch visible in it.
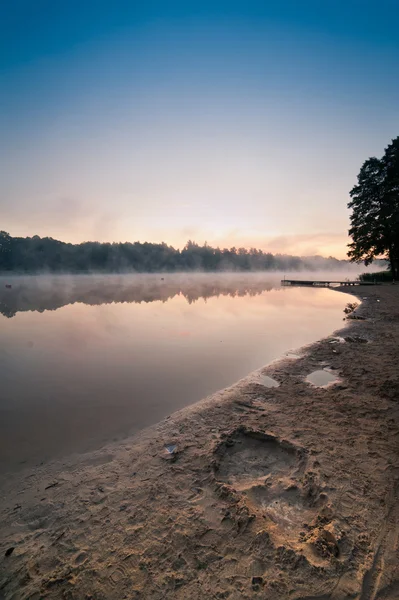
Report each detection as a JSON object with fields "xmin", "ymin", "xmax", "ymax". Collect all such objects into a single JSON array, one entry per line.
[{"xmin": 359, "ymin": 270, "xmax": 393, "ymax": 282}]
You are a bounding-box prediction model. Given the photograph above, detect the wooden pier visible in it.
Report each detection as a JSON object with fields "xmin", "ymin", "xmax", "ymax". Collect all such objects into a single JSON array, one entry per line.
[{"xmin": 281, "ymin": 279, "xmax": 379, "ymax": 287}]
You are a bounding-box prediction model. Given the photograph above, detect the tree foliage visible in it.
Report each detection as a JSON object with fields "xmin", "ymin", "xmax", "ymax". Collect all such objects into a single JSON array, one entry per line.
[
  {"xmin": 348, "ymin": 136, "xmax": 399, "ymax": 278},
  {"xmin": 0, "ymin": 233, "xmax": 351, "ymax": 273}
]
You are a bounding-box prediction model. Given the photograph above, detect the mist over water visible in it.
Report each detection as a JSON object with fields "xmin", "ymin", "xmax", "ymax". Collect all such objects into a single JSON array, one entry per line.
[
  {"xmin": 0, "ymin": 273, "xmax": 356, "ymax": 474},
  {"xmin": 0, "ymin": 270, "xmax": 372, "ymax": 318}
]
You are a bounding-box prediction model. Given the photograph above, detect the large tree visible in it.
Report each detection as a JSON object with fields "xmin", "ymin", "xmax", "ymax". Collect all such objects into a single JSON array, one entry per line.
[
  {"xmin": 0, "ymin": 231, "xmax": 13, "ymax": 270},
  {"xmin": 348, "ymin": 136, "xmax": 399, "ymax": 279}
]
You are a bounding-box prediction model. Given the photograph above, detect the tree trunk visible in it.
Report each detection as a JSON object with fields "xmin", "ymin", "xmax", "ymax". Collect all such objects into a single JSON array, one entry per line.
[
  {"xmin": 388, "ymin": 246, "xmax": 398, "ymax": 279},
  {"xmin": 391, "ymin": 258, "xmax": 398, "ymax": 280}
]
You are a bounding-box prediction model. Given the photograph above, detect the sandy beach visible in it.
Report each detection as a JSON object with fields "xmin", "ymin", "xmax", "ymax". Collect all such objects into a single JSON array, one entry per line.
[{"xmin": 0, "ymin": 284, "xmax": 398, "ymax": 600}]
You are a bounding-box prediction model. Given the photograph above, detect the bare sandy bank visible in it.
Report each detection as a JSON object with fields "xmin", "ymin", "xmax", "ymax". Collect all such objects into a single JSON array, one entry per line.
[{"xmin": 0, "ymin": 285, "xmax": 398, "ymax": 600}]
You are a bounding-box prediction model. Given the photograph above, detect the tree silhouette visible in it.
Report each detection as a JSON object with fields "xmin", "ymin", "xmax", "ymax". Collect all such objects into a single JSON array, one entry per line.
[
  {"xmin": 0, "ymin": 231, "xmax": 12, "ymax": 271},
  {"xmin": 0, "ymin": 233, "xmax": 375, "ymax": 274},
  {"xmin": 348, "ymin": 136, "xmax": 399, "ymax": 278}
]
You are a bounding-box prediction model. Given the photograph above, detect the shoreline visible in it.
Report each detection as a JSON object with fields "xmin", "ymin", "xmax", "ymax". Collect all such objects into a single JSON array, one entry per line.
[
  {"xmin": 0, "ymin": 280, "xmax": 356, "ymax": 477},
  {"xmin": 1, "ymin": 285, "xmax": 398, "ymax": 599}
]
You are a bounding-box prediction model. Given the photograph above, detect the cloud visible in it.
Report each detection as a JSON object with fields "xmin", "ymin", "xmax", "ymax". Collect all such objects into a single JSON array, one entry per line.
[
  {"xmin": 259, "ymin": 233, "xmax": 350, "ymax": 258},
  {"xmin": 3, "ymin": 196, "xmax": 127, "ymax": 244},
  {"xmin": 201, "ymin": 231, "xmax": 350, "ymax": 259}
]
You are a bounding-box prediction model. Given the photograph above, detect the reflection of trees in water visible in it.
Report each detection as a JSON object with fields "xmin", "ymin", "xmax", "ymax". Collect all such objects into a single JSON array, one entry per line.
[
  {"xmin": 0, "ymin": 301, "xmax": 16, "ymax": 318},
  {"xmin": 0, "ymin": 275, "xmax": 276, "ymax": 318}
]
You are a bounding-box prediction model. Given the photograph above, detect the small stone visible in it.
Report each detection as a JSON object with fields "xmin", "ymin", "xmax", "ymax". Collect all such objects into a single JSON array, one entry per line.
[
  {"xmin": 252, "ymin": 576, "xmax": 263, "ymax": 587},
  {"xmin": 5, "ymin": 547, "xmax": 15, "ymax": 557}
]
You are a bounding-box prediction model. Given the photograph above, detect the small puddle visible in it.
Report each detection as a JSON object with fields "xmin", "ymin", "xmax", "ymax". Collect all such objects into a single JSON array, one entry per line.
[
  {"xmin": 259, "ymin": 375, "xmax": 280, "ymax": 388},
  {"xmin": 328, "ymin": 337, "xmax": 345, "ymax": 344},
  {"xmin": 285, "ymin": 352, "xmax": 301, "ymax": 359},
  {"xmin": 165, "ymin": 444, "xmax": 177, "ymax": 454},
  {"xmin": 306, "ymin": 369, "xmax": 338, "ymax": 388},
  {"xmin": 344, "ymin": 336, "xmax": 368, "ymax": 344}
]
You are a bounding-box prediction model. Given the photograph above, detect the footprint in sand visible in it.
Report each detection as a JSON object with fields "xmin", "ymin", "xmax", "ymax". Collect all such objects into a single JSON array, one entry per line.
[
  {"xmin": 213, "ymin": 429, "xmax": 330, "ymax": 549},
  {"xmin": 74, "ymin": 551, "xmax": 88, "ymax": 565}
]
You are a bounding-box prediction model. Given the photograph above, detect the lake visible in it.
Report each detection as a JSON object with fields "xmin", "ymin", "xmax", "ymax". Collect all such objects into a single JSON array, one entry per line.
[{"xmin": 0, "ymin": 273, "xmax": 353, "ymax": 474}]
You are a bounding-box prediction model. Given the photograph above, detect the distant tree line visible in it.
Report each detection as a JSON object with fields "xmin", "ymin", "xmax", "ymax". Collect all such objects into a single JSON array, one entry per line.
[{"xmin": 0, "ymin": 232, "xmax": 356, "ymax": 274}]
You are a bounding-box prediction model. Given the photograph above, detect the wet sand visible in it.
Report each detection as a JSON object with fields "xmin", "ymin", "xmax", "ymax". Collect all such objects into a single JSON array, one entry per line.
[{"xmin": 0, "ymin": 284, "xmax": 398, "ymax": 599}]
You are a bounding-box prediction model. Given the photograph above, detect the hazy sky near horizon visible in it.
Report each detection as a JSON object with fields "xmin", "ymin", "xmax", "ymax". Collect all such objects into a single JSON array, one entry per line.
[{"xmin": 1, "ymin": 1, "xmax": 398, "ymax": 258}]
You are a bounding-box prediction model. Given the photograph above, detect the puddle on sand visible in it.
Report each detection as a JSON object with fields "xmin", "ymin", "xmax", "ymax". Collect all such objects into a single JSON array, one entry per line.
[
  {"xmin": 306, "ymin": 370, "xmax": 339, "ymax": 388},
  {"xmin": 329, "ymin": 336, "xmax": 345, "ymax": 344},
  {"xmin": 165, "ymin": 444, "xmax": 177, "ymax": 454},
  {"xmin": 285, "ymin": 352, "xmax": 301, "ymax": 359},
  {"xmin": 259, "ymin": 375, "xmax": 280, "ymax": 388},
  {"xmin": 344, "ymin": 336, "xmax": 368, "ymax": 344}
]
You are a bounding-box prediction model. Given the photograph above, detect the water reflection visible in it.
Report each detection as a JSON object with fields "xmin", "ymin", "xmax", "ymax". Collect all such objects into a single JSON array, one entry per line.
[
  {"xmin": 0, "ymin": 273, "xmax": 276, "ymax": 318},
  {"xmin": 0, "ymin": 274, "xmax": 354, "ymax": 474},
  {"xmin": 306, "ymin": 369, "xmax": 339, "ymax": 387},
  {"xmin": 259, "ymin": 375, "xmax": 280, "ymax": 388}
]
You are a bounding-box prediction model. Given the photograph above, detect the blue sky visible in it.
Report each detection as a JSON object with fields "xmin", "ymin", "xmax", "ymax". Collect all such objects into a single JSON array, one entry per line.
[{"xmin": 1, "ymin": 1, "xmax": 398, "ymax": 256}]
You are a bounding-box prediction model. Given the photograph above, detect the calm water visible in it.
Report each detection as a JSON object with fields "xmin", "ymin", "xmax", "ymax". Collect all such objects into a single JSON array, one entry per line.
[{"xmin": 0, "ymin": 274, "xmax": 352, "ymax": 473}]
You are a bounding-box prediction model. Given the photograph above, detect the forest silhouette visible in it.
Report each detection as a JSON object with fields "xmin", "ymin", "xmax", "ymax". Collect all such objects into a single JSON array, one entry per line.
[{"xmin": 0, "ymin": 233, "xmax": 352, "ymax": 274}]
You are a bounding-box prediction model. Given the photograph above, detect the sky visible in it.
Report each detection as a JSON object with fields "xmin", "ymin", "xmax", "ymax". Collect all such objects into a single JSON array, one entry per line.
[{"xmin": 0, "ymin": 1, "xmax": 398, "ymax": 258}]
